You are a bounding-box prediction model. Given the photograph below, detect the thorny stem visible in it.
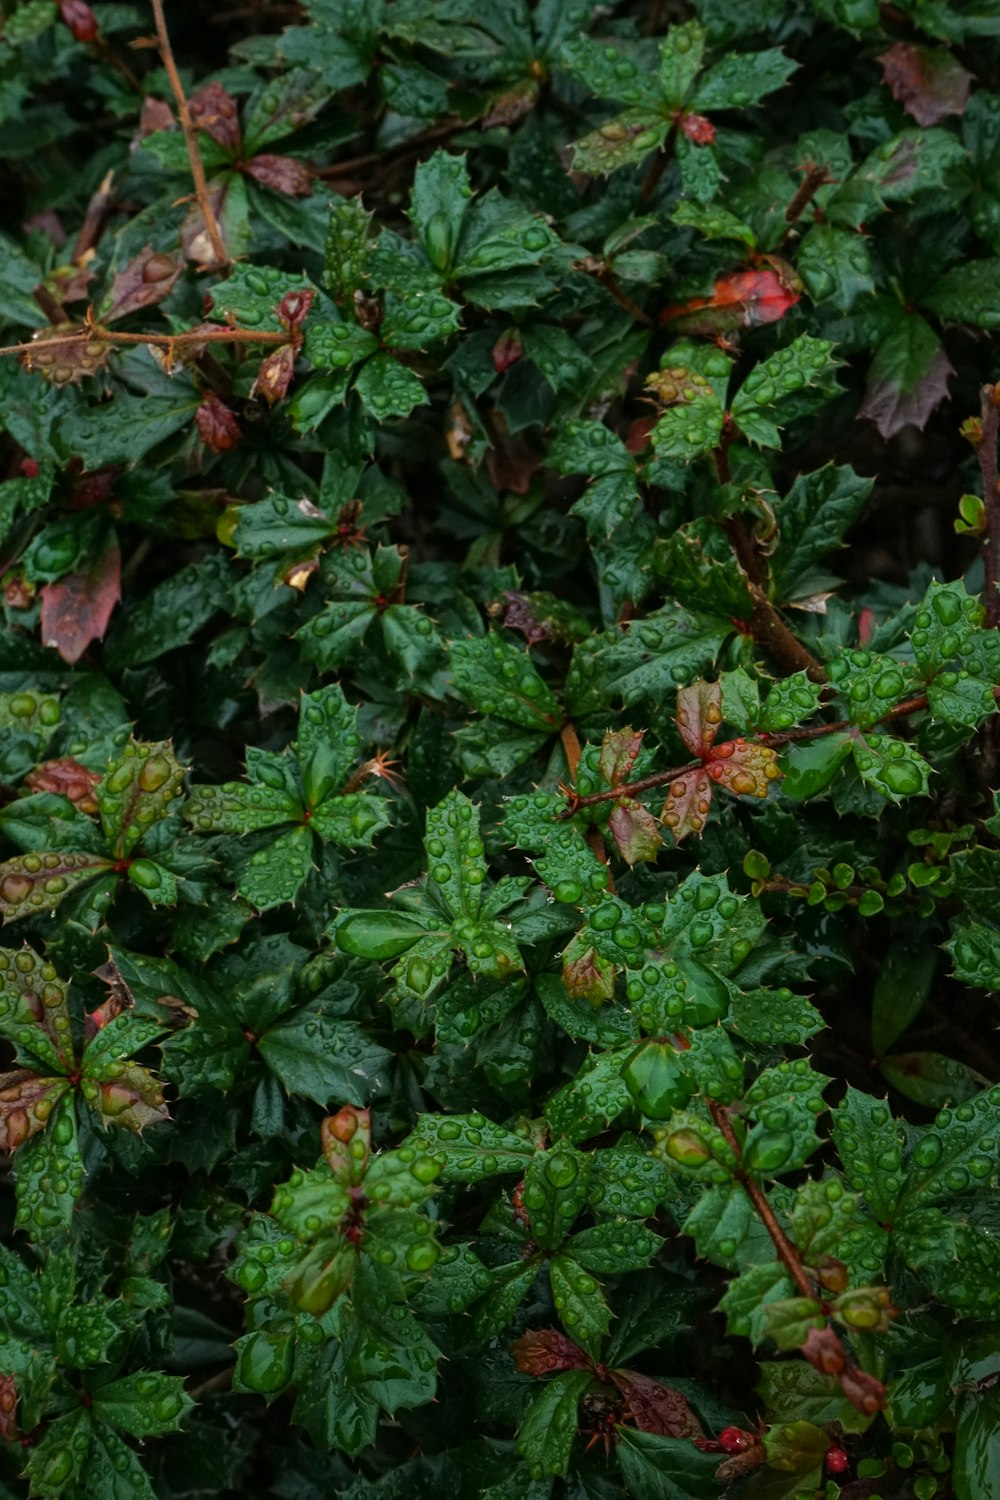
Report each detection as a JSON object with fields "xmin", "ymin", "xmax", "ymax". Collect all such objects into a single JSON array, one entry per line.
[
  {"xmin": 782, "ymin": 163, "xmax": 833, "ymax": 232},
  {"xmin": 1, "ymin": 325, "xmax": 288, "ymax": 359},
  {"xmin": 148, "ymin": 0, "xmax": 229, "ymax": 269},
  {"xmin": 557, "ymin": 686, "xmax": 994, "ymax": 815},
  {"xmin": 708, "ymin": 1101, "xmax": 816, "ymax": 1299},
  {"xmin": 560, "ymin": 722, "xmax": 583, "ymax": 780},
  {"xmin": 979, "ymin": 383, "xmax": 1000, "ymax": 631},
  {"xmin": 597, "ymin": 268, "xmax": 653, "ymax": 326}
]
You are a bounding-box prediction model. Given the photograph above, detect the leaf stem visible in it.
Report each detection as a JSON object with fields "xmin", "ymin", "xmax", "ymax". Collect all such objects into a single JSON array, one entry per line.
[
  {"xmin": 723, "ymin": 515, "xmax": 827, "ymax": 683},
  {"xmin": 2, "ymin": 325, "xmax": 288, "ymax": 360},
  {"xmin": 708, "ymin": 1100, "xmax": 816, "ymax": 1299},
  {"xmin": 148, "ymin": 0, "xmax": 229, "ymax": 270}
]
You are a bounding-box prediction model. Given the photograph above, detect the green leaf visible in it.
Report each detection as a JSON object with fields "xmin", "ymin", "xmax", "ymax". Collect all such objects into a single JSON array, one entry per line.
[
  {"xmin": 790, "ymin": 1178, "xmax": 860, "ymax": 1261},
  {"xmin": 523, "ymin": 1145, "xmax": 592, "ymax": 1249},
  {"xmin": 650, "ymin": 384, "xmax": 725, "ymax": 462},
  {"xmin": 832, "ymin": 1088, "xmax": 907, "ymax": 1217},
  {"xmin": 872, "ymin": 935, "xmax": 936, "ymax": 1055},
  {"xmin": 560, "ymin": 35, "xmax": 658, "ymax": 108},
  {"xmin": 408, "ymin": 152, "xmax": 472, "ymax": 273},
  {"xmin": 185, "ymin": 781, "xmax": 299, "ymax": 834},
  {"xmin": 954, "ymin": 1388, "xmax": 1000, "ymax": 1500},
  {"xmin": 948, "ymin": 920, "xmax": 1000, "ymax": 990},
  {"xmin": 683, "ymin": 1181, "xmax": 752, "ymax": 1267},
  {"xmin": 545, "ymin": 1048, "xmax": 633, "ymax": 1143},
  {"xmin": 719, "ymin": 1259, "xmax": 793, "ymax": 1342},
  {"xmin": 730, "ymin": 336, "xmax": 837, "ymax": 448},
  {"xmin": 0, "ymin": 851, "xmax": 114, "ymax": 921},
  {"xmin": 672, "ymin": 199, "xmax": 756, "ymax": 247},
  {"xmin": 781, "ymin": 733, "xmax": 852, "ymax": 798},
  {"xmin": 692, "ymin": 47, "xmax": 797, "ymax": 110},
  {"xmin": 771, "ymin": 465, "xmax": 873, "ymax": 600},
  {"xmin": 570, "ymin": 110, "xmax": 669, "ymax": 176},
  {"xmin": 86, "ymin": 1424, "xmax": 158, "ymax": 1500},
  {"xmin": 24, "ymin": 1407, "xmax": 92, "ymax": 1498},
  {"xmin": 450, "ymin": 633, "xmax": 561, "ymax": 730},
  {"xmin": 382, "ymin": 288, "xmax": 462, "ymax": 350},
  {"xmin": 900, "ymin": 1085, "xmax": 1000, "ymax": 1208},
  {"xmin": 881, "ymin": 1051, "xmax": 986, "ymax": 1109},
  {"xmin": 238, "ymin": 825, "xmax": 314, "ymax": 909},
  {"xmin": 103, "ymin": 554, "xmax": 228, "ymax": 670},
  {"xmin": 922, "ymin": 258, "xmax": 1000, "ymax": 328},
  {"xmin": 258, "ymin": 1007, "xmax": 391, "ymax": 1107},
  {"xmin": 15, "ymin": 1093, "xmax": 84, "ymax": 1243},
  {"xmin": 295, "ymin": 682, "xmax": 360, "ymax": 807},
  {"xmin": 354, "ymin": 353, "xmax": 427, "ymax": 419},
  {"xmin": 566, "ymin": 1220, "xmax": 662, "ymax": 1274},
  {"xmin": 516, "ymin": 1369, "xmax": 593, "ymax": 1479},
  {"xmin": 759, "ymin": 672, "xmax": 826, "ymax": 733},
  {"xmin": 325, "ymin": 195, "xmax": 375, "ymax": 304},
  {"xmin": 0, "ymin": 943, "xmax": 74, "ymax": 1072},
  {"xmin": 405, "ymin": 1113, "xmax": 536, "ymax": 1182},
  {"xmin": 727, "ymin": 987, "xmax": 823, "ymax": 1047},
  {"xmin": 851, "ymin": 732, "xmax": 931, "ymax": 803},
  {"xmin": 549, "ymin": 1253, "xmax": 610, "ymax": 1356},
  {"xmin": 91, "ymin": 1371, "xmax": 192, "ymax": 1437},
  {"xmin": 616, "ymin": 1428, "xmax": 723, "ymax": 1500},
  {"xmin": 96, "ymin": 740, "xmax": 185, "ymax": 857},
  {"xmin": 742, "ymin": 1059, "xmax": 831, "ymax": 1177},
  {"xmin": 797, "ymin": 223, "xmax": 874, "ymax": 311},
  {"xmin": 859, "ymin": 310, "xmax": 953, "ymax": 440}
]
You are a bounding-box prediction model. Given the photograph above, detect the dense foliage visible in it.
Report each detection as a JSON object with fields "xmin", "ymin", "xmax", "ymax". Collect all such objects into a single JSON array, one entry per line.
[{"xmin": 3, "ymin": 0, "xmax": 1000, "ymax": 1495}]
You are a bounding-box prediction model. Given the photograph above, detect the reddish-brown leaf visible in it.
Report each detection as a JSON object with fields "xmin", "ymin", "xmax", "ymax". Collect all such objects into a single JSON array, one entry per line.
[
  {"xmin": 138, "ymin": 96, "xmax": 175, "ymax": 137},
  {"xmin": 705, "ymin": 738, "xmax": 782, "ymax": 798},
  {"xmin": 0, "ymin": 1071, "xmax": 70, "ymax": 1150},
  {"xmin": 609, "ymin": 799, "xmax": 662, "ymax": 865},
  {"xmin": 25, "ymin": 757, "xmax": 100, "ymax": 814},
  {"xmin": 58, "ymin": 0, "xmax": 98, "ymax": 41},
  {"xmin": 599, "ymin": 727, "xmax": 644, "ymax": 787},
  {"xmin": 839, "ymin": 1365, "xmax": 888, "ymax": 1415},
  {"xmin": 611, "ymin": 1368, "xmax": 703, "ymax": 1438},
  {"xmin": 481, "ymin": 79, "xmax": 540, "ymax": 130},
  {"xmin": 492, "ymin": 329, "xmax": 524, "ymax": 373},
  {"xmin": 0, "ymin": 1374, "xmax": 18, "ymax": 1442},
  {"xmin": 188, "ymin": 80, "xmax": 242, "ymax": 154},
  {"xmin": 501, "ymin": 591, "xmax": 550, "ymax": 646},
  {"xmin": 660, "ymin": 268, "xmax": 799, "ymax": 335},
  {"xmin": 195, "ymin": 393, "xmax": 243, "ymax": 453},
  {"xmin": 859, "ymin": 320, "xmax": 954, "ymax": 439},
  {"xmin": 21, "ymin": 325, "xmax": 110, "ymax": 386},
  {"xmin": 277, "ymin": 288, "xmax": 316, "ymax": 335},
  {"xmin": 675, "ymin": 679, "xmax": 724, "ymax": 757},
  {"xmin": 102, "ymin": 244, "xmax": 182, "ymax": 323},
  {"xmin": 801, "ymin": 1325, "xmax": 847, "ymax": 1375},
  {"xmin": 513, "ymin": 1329, "xmax": 591, "ymax": 1377},
  {"xmin": 322, "ymin": 1106, "xmax": 371, "ymax": 1182},
  {"xmin": 245, "ymin": 153, "xmax": 314, "ymax": 197},
  {"xmin": 562, "ymin": 935, "xmax": 615, "ymax": 1005},
  {"xmin": 661, "ymin": 767, "xmax": 713, "ymax": 842},
  {"xmin": 879, "ymin": 42, "xmax": 972, "ymax": 126},
  {"xmin": 40, "ymin": 534, "xmax": 121, "ymax": 664},
  {"xmin": 253, "ymin": 343, "xmax": 297, "ymax": 405},
  {"xmin": 66, "ymin": 464, "xmax": 120, "ymax": 512}
]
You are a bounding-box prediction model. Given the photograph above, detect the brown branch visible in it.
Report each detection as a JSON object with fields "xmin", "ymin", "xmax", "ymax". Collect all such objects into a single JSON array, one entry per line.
[
  {"xmin": 314, "ymin": 120, "xmax": 465, "ymax": 182},
  {"xmin": 1, "ymin": 325, "xmax": 288, "ymax": 359},
  {"xmin": 148, "ymin": 0, "xmax": 228, "ymax": 270},
  {"xmin": 782, "ymin": 163, "xmax": 833, "ymax": 232},
  {"xmin": 560, "ymin": 722, "xmax": 583, "ymax": 780},
  {"xmin": 709, "ymin": 1101, "xmax": 816, "ymax": 1299},
  {"xmin": 723, "ymin": 516, "xmax": 827, "ymax": 683},
  {"xmin": 597, "ymin": 269, "xmax": 653, "ymax": 327}
]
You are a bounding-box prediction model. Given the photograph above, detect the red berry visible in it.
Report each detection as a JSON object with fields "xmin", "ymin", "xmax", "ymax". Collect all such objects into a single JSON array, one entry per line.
[
  {"xmin": 826, "ymin": 1447, "xmax": 850, "ymax": 1476},
  {"xmin": 718, "ymin": 1426, "xmax": 752, "ymax": 1453},
  {"xmin": 19, "ymin": 458, "xmax": 39, "ymax": 478}
]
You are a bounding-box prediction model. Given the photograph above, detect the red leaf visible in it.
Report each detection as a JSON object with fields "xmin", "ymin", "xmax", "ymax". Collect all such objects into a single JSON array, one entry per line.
[
  {"xmin": 188, "ymin": 80, "xmax": 242, "ymax": 154},
  {"xmin": 245, "ymin": 154, "xmax": 314, "ymax": 197},
  {"xmin": 102, "ymin": 244, "xmax": 182, "ymax": 323},
  {"xmin": 88, "ymin": 1066, "xmax": 169, "ymax": 1133},
  {"xmin": 40, "ymin": 535, "xmax": 121, "ymax": 664},
  {"xmin": 57, "ymin": 0, "xmax": 98, "ymax": 41},
  {"xmin": 680, "ymin": 112, "xmax": 716, "ymax": 145},
  {"xmin": 253, "ymin": 344, "xmax": 297, "ymax": 405},
  {"xmin": 661, "ymin": 767, "xmax": 713, "ymax": 842},
  {"xmin": 660, "ymin": 268, "xmax": 799, "ymax": 335},
  {"xmin": 0, "ymin": 1374, "xmax": 18, "ymax": 1442},
  {"xmin": 322, "ymin": 1106, "xmax": 371, "ymax": 1182},
  {"xmin": 86, "ymin": 956, "xmax": 134, "ymax": 1039},
  {"xmin": 492, "ymin": 329, "xmax": 524, "ymax": 373},
  {"xmin": 610, "ymin": 1369, "xmax": 703, "ymax": 1438},
  {"xmin": 0, "ymin": 1071, "xmax": 69, "ymax": 1150},
  {"xmin": 562, "ymin": 934, "xmax": 615, "ymax": 1005},
  {"xmin": 625, "ymin": 415, "xmax": 656, "ymax": 453},
  {"xmin": 880, "ymin": 42, "xmax": 972, "ymax": 126},
  {"xmin": 512, "ymin": 1330, "xmax": 591, "ymax": 1376},
  {"xmin": 675, "ymin": 679, "xmax": 724, "ymax": 757},
  {"xmin": 195, "ymin": 393, "xmax": 243, "ymax": 453},
  {"xmin": 66, "ymin": 464, "xmax": 120, "ymax": 512},
  {"xmin": 25, "ymin": 757, "xmax": 100, "ymax": 813},
  {"xmin": 277, "ymin": 288, "xmax": 315, "ymax": 335}
]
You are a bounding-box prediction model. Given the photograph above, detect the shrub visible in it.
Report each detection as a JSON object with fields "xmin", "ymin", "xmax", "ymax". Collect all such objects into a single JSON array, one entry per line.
[{"xmin": 0, "ymin": 0, "xmax": 999, "ymax": 1495}]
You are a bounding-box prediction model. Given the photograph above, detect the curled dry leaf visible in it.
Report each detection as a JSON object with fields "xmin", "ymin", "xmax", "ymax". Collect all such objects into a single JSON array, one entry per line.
[
  {"xmin": 25, "ymin": 757, "xmax": 101, "ymax": 813},
  {"xmin": 245, "ymin": 154, "xmax": 314, "ymax": 197},
  {"xmin": 188, "ymin": 80, "xmax": 242, "ymax": 154},
  {"xmin": 195, "ymin": 392, "xmax": 243, "ymax": 452},
  {"xmin": 879, "ymin": 42, "xmax": 972, "ymax": 127}
]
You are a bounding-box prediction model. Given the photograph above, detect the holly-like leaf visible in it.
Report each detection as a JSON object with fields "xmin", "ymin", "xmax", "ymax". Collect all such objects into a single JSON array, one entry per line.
[
  {"xmin": 91, "ymin": 1371, "xmax": 192, "ymax": 1437},
  {"xmin": 238, "ymin": 824, "xmax": 314, "ymax": 909},
  {"xmin": 0, "ymin": 850, "xmax": 114, "ymax": 921},
  {"xmin": 860, "ymin": 310, "xmax": 954, "ymax": 438},
  {"xmin": 354, "ymin": 353, "xmax": 427, "ymax": 419},
  {"xmin": 405, "ymin": 1113, "xmax": 536, "ymax": 1182},
  {"xmin": 549, "ymin": 1253, "xmax": 610, "ymax": 1356},
  {"xmin": 39, "ymin": 534, "xmax": 121, "ymax": 665},
  {"xmin": 0, "ymin": 1071, "xmax": 70, "ymax": 1149},
  {"xmin": 523, "ymin": 1144, "xmax": 592, "ymax": 1249},
  {"xmin": 14, "ymin": 1091, "xmax": 84, "ymax": 1242},
  {"xmin": 880, "ymin": 42, "xmax": 972, "ymax": 126},
  {"xmin": 450, "ymin": 633, "xmax": 561, "ymax": 732},
  {"xmin": 516, "ymin": 1369, "xmax": 593, "ymax": 1478},
  {"xmin": 730, "ymin": 335, "xmax": 837, "ymax": 447},
  {"xmin": 96, "ymin": 740, "xmax": 185, "ymax": 857}
]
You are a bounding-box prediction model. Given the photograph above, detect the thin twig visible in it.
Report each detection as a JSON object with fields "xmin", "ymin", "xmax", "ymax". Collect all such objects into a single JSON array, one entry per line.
[
  {"xmin": 2, "ymin": 325, "xmax": 288, "ymax": 359},
  {"xmin": 723, "ymin": 515, "xmax": 827, "ymax": 683},
  {"xmin": 314, "ymin": 120, "xmax": 465, "ymax": 182},
  {"xmin": 148, "ymin": 0, "xmax": 229, "ymax": 269},
  {"xmin": 560, "ymin": 722, "xmax": 583, "ymax": 780}
]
